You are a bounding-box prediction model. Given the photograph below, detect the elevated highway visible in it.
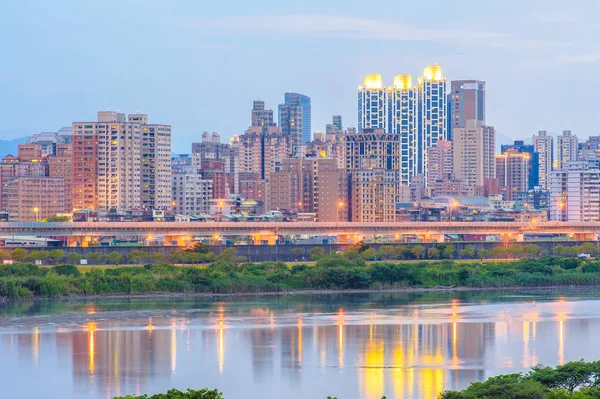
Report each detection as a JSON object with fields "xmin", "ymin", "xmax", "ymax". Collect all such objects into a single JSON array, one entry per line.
[{"xmin": 0, "ymin": 221, "xmax": 598, "ymax": 245}]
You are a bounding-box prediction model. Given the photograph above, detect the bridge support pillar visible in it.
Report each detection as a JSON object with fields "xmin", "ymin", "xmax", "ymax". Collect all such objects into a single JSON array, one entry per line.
[
  {"xmin": 574, "ymin": 233, "xmax": 598, "ymax": 241},
  {"xmin": 420, "ymin": 234, "xmax": 445, "ymax": 243}
]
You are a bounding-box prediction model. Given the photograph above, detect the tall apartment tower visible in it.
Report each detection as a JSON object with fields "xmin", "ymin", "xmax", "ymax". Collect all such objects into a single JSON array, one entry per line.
[
  {"xmin": 269, "ymin": 158, "xmax": 346, "ymax": 221},
  {"xmin": 495, "ymin": 150, "xmax": 530, "ymax": 201},
  {"xmin": 417, "ymin": 65, "xmax": 447, "ymax": 180},
  {"xmin": 453, "ymin": 120, "xmax": 496, "ymax": 188},
  {"xmin": 72, "ymin": 111, "xmax": 171, "ymax": 211},
  {"xmin": 532, "ymin": 130, "xmax": 554, "ymax": 189},
  {"xmin": 449, "ymin": 80, "xmax": 486, "ymax": 141},
  {"xmin": 501, "ymin": 141, "xmax": 539, "ymax": 189},
  {"xmin": 557, "ymin": 130, "xmax": 578, "ymax": 170},
  {"xmin": 427, "ymin": 140, "xmax": 453, "ymax": 187},
  {"xmin": 251, "ymin": 100, "xmax": 274, "ymax": 127},
  {"xmin": 388, "ymin": 74, "xmax": 418, "ymax": 184},
  {"xmin": 358, "ymin": 74, "xmax": 387, "ymax": 132},
  {"xmin": 279, "ymin": 96, "xmax": 304, "ymax": 157}
]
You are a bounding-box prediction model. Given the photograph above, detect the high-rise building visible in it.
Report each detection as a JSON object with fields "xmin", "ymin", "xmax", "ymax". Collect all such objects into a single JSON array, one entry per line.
[
  {"xmin": 332, "ymin": 115, "xmax": 342, "ymax": 130},
  {"xmin": 453, "ymin": 120, "xmax": 496, "ymax": 188},
  {"xmin": 550, "ymin": 161, "xmax": 600, "ymax": 221},
  {"xmin": 388, "ymin": 74, "xmax": 418, "ymax": 184},
  {"xmin": 239, "ymin": 126, "xmax": 292, "ymax": 182},
  {"xmin": 449, "ymin": 80, "xmax": 486, "ymax": 141},
  {"xmin": 279, "ymin": 97, "xmax": 303, "ymax": 157},
  {"xmin": 427, "ymin": 139, "xmax": 453, "ymax": 187},
  {"xmin": 269, "ymin": 158, "xmax": 346, "ymax": 221},
  {"xmin": 358, "ymin": 74, "xmax": 387, "ymax": 132},
  {"xmin": 72, "ymin": 111, "xmax": 171, "ymax": 211},
  {"xmin": 557, "ymin": 130, "xmax": 578, "ymax": 170},
  {"xmin": 417, "ymin": 65, "xmax": 447, "ymax": 179},
  {"xmin": 171, "ymin": 168, "xmax": 213, "ymax": 216},
  {"xmin": 138, "ymin": 118, "xmax": 172, "ymax": 210},
  {"xmin": 350, "ymin": 169, "xmax": 397, "ymax": 222},
  {"xmin": 48, "ymin": 144, "xmax": 73, "ymax": 212},
  {"xmin": 251, "ymin": 100, "xmax": 274, "ymax": 127},
  {"xmin": 495, "ymin": 150, "xmax": 529, "ymax": 201},
  {"xmin": 279, "ymin": 93, "xmax": 311, "ymax": 155},
  {"xmin": 501, "ymin": 140, "xmax": 539, "ymax": 189},
  {"xmin": 532, "ymin": 130, "xmax": 554, "ymax": 190}
]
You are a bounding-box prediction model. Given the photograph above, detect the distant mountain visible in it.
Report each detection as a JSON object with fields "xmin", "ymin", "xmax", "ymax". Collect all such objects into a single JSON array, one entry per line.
[{"xmin": 0, "ymin": 137, "xmax": 29, "ymax": 159}]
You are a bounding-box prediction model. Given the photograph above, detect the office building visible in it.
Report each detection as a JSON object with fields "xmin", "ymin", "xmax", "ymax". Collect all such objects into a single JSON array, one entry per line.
[
  {"xmin": 251, "ymin": 100, "xmax": 274, "ymax": 127},
  {"xmin": 550, "ymin": 161, "xmax": 600, "ymax": 221},
  {"xmin": 557, "ymin": 130, "xmax": 578, "ymax": 170},
  {"xmin": 453, "ymin": 120, "xmax": 496, "ymax": 188},
  {"xmin": 501, "ymin": 140, "xmax": 539, "ymax": 189},
  {"xmin": 427, "ymin": 140, "xmax": 453, "ymax": 187},
  {"xmin": 388, "ymin": 74, "xmax": 418, "ymax": 183},
  {"xmin": 358, "ymin": 74, "xmax": 387, "ymax": 132},
  {"xmin": 278, "ymin": 96, "xmax": 303, "ymax": 157},
  {"xmin": 332, "ymin": 115, "xmax": 342, "ymax": 130},
  {"xmin": 279, "ymin": 93, "xmax": 311, "ymax": 155},
  {"xmin": 449, "ymin": 80, "xmax": 486, "ymax": 141},
  {"xmin": 417, "ymin": 65, "xmax": 447, "ymax": 179},
  {"xmin": 495, "ymin": 150, "xmax": 529, "ymax": 201},
  {"xmin": 532, "ymin": 130, "xmax": 553, "ymax": 190},
  {"xmin": 27, "ymin": 130, "xmax": 72, "ymax": 155}
]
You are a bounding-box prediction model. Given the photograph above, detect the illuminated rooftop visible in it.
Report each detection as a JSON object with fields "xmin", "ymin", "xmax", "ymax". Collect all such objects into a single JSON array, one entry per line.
[
  {"xmin": 392, "ymin": 74, "xmax": 413, "ymax": 89},
  {"xmin": 422, "ymin": 65, "xmax": 444, "ymax": 82},
  {"xmin": 362, "ymin": 74, "xmax": 383, "ymax": 90}
]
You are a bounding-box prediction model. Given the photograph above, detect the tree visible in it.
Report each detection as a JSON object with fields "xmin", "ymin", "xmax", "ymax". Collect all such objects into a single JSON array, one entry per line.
[
  {"xmin": 524, "ymin": 244, "xmax": 541, "ymax": 258},
  {"xmin": 48, "ymin": 250, "xmax": 65, "ymax": 264},
  {"xmin": 184, "ymin": 242, "xmax": 209, "ymax": 254},
  {"xmin": 442, "ymin": 244, "xmax": 456, "ymax": 259},
  {"xmin": 291, "ymin": 248, "xmax": 304, "ymax": 257},
  {"xmin": 427, "ymin": 247, "xmax": 440, "ymax": 259},
  {"xmin": 127, "ymin": 250, "xmax": 148, "ymax": 264},
  {"xmin": 507, "ymin": 244, "xmax": 523, "ymax": 259},
  {"xmin": 411, "ymin": 245, "xmax": 425, "ymax": 260},
  {"xmin": 9, "ymin": 248, "xmax": 27, "ymax": 262},
  {"xmin": 215, "ymin": 248, "xmax": 242, "ymax": 264},
  {"xmin": 310, "ymin": 247, "xmax": 325, "ymax": 261},
  {"xmin": 26, "ymin": 250, "xmax": 49, "ymax": 263},
  {"xmin": 106, "ymin": 252, "xmax": 122, "ymax": 265},
  {"xmin": 553, "ymin": 245, "xmax": 566, "ymax": 256},
  {"xmin": 440, "ymin": 374, "xmax": 546, "ymax": 399},
  {"xmin": 150, "ymin": 253, "xmax": 164, "ymax": 264},
  {"xmin": 459, "ymin": 245, "xmax": 476, "ymax": 259},
  {"xmin": 394, "ymin": 245, "xmax": 410, "ymax": 260},
  {"xmin": 491, "ymin": 247, "xmax": 506, "ymax": 259},
  {"xmin": 85, "ymin": 252, "xmax": 103, "ymax": 265},
  {"xmin": 360, "ymin": 248, "xmax": 377, "ymax": 261},
  {"xmin": 40, "ymin": 215, "xmax": 71, "ymax": 222},
  {"xmin": 478, "ymin": 249, "xmax": 491, "ymax": 260},
  {"xmin": 67, "ymin": 252, "xmax": 82, "ymax": 265}
]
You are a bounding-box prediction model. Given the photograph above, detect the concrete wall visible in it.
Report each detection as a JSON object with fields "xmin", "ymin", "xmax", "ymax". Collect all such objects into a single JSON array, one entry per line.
[{"xmin": 2, "ymin": 241, "xmax": 596, "ymax": 263}]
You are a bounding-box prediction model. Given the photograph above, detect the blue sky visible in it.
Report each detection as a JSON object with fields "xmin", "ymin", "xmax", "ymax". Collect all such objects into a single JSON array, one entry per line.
[{"xmin": 1, "ymin": 0, "xmax": 598, "ymax": 152}]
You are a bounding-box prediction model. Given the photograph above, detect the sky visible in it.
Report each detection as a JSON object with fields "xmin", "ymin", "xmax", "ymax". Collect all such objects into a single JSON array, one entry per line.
[{"xmin": 1, "ymin": 0, "xmax": 599, "ymax": 153}]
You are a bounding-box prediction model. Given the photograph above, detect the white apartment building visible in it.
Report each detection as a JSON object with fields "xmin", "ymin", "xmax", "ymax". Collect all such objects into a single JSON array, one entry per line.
[
  {"xmin": 172, "ymin": 168, "xmax": 213, "ymax": 216},
  {"xmin": 557, "ymin": 130, "xmax": 578, "ymax": 170},
  {"xmin": 532, "ymin": 130, "xmax": 554, "ymax": 189},
  {"xmin": 550, "ymin": 161, "xmax": 600, "ymax": 221}
]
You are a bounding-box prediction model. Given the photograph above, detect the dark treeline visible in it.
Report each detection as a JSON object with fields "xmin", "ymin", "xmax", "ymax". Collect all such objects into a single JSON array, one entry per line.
[{"xmin": 3, "ymin": 244, "xmax": 600, "ymax": 297}]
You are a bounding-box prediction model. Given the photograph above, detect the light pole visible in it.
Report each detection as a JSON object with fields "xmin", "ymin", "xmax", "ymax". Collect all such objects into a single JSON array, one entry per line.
[{"xmin": 33, "ymin": 207, "xmax": 39, "ymax": 222}]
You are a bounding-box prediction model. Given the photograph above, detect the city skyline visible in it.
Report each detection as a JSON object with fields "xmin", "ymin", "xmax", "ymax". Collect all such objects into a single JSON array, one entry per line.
[{"xmin": 2, "ymin": 1, "xmax": 600, "ymax": 152}]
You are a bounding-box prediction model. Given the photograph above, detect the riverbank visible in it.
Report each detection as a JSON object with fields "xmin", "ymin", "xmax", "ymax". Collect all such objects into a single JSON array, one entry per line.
[{"xmin": 2, "ymin": 254, "xmax": 600, "ymax": 300}]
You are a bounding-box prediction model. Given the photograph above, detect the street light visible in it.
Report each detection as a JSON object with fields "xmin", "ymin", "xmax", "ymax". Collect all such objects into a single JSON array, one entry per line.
[{"xmin": 33, "ymin": 207, "xmax": 39, "ymax": 222}]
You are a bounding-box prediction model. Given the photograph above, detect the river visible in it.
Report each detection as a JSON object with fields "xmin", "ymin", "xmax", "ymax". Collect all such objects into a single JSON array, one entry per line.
[{"xmin": 1, "ymin": 289, "xmax": 600, "ymax": 399}]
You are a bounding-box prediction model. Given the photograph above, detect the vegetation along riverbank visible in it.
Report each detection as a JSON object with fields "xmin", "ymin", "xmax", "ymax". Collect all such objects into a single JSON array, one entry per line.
[
  {"xmin": 110, "ymin": 360, "xmax": 600, "ymax": 398},
  {"xmin": 2, "ymin": 241, "xmax": 600, "ymax": 298}
]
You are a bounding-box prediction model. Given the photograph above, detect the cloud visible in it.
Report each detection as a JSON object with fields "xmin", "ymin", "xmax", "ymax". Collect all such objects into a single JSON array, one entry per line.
[
  {"xmin": 194, "ymin": 15, "xmax": 505, "ymax": 44},
  {"xmin": 560, "ymin": 54, "xmax": 600, "ymax": 63}
]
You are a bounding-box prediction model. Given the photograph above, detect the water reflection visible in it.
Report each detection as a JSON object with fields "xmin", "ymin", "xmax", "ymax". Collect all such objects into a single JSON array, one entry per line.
[{"xmin": 0, "ymin": 292, "xmax": 599, "ymax": 399}]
